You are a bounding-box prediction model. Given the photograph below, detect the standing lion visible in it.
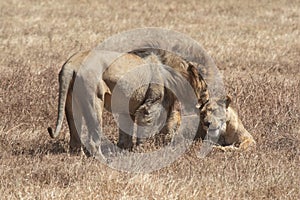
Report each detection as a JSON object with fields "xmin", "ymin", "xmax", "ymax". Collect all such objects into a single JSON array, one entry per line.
[{"xmin": 48, "ymin": 50, "xmax": 206, "ymax": 156}]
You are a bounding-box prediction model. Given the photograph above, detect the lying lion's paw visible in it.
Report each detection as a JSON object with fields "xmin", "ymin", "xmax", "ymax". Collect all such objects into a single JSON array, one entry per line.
[
  {"xmin": 239, "ymin": 138, "xmax": 256, "ymax": 151},
  {"xmin": 213, "ymin": 145, "xmax": 239, "ymax": 152}
]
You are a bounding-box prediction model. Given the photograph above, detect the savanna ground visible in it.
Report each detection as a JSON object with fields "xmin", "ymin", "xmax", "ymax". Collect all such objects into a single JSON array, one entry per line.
[{"xmin": 0, "ymin": 0, "xmax": 299, "ymax": 199}]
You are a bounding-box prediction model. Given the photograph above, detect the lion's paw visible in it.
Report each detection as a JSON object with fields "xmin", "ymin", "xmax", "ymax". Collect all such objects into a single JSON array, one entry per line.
[{"xmin": 213, "ymin": 145, "xmax": 239, "ymax": 152}]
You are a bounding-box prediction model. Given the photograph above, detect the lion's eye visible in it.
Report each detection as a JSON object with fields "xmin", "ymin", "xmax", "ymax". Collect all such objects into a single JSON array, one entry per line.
[{"xmin": 207, "ymin": 108, "xmax": 213, "ymax": 112}]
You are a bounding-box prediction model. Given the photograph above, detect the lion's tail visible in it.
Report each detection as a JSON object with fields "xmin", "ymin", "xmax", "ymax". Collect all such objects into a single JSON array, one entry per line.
[{"xmin": 48, "ymin": 62, "xmax": 74, "ymax": 138}]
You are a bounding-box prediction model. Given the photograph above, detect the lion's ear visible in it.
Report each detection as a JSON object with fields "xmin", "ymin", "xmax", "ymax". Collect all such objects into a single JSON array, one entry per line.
[{"xmin": 226, "ymin": 95, "xmax": 232, "ymax": 108}]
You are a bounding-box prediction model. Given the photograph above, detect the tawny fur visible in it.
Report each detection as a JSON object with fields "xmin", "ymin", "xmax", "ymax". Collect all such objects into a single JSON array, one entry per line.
[{"xmin": 48, "ymin": 50, "xmax": 256, "ymax": 155}]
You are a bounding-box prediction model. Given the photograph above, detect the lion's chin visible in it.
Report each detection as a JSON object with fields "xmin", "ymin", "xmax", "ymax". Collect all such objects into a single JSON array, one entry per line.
[{"xmin": 207, "ymin": 129, "xmax": 220, "ymax": 142}]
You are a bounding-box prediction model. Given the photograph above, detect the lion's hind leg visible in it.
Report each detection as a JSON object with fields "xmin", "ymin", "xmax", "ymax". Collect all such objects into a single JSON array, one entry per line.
[
  {"xmin": 223, "ymin": 107, "xmax": 256, "ymax": 151},
  {"xmin": 238, "ymin": 136, "xmax": 256, "ymax": 150},
  {"xmin": 157, "ymin": 109, "xmax": 181, "ymax": 146},
  {"xmin": 66, "ymin": 92, "xmax": 83, "ymax": 155}
]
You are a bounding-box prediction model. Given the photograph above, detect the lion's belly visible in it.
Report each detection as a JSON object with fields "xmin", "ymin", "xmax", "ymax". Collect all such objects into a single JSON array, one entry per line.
[
  {"xmin": 102, "ymin": 53, "xmax": 150, "ymax": 115},
  {"xmin": 103, "ymin": 85, "xmax": 149, "ymax": 115}
]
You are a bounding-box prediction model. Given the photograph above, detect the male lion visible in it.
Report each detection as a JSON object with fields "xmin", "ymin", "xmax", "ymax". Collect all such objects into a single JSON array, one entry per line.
[{"xmin": 48, "ymin": 50, "xmax": 205, "ymax": 156}]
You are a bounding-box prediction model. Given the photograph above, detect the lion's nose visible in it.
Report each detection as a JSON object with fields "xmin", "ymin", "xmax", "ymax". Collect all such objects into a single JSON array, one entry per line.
[{"xmin": 205, "ymin": 121, "xmax": 211, "ymax": 127}]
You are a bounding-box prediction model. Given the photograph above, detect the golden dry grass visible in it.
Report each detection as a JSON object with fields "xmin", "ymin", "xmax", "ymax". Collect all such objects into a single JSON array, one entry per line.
[{"xmin": 0, "ymin": 0, "xmax": 299, "ymax": 199}]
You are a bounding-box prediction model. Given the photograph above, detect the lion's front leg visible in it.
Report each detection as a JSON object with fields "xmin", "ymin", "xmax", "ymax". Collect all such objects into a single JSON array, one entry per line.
[
  {"xmin": 135, "ymin": 100, "xmax": 169, "ymax": 147},
  {"xmin": 157, "ymin": 109, "xmax": 181, "ymax": 146},
  {"xmin": 117, "ymin": 113, "xmax": 134, "ymax": 150},
  {"xmin": 213, "ymin": 145, "xmax": 239, "ymax": 152}
]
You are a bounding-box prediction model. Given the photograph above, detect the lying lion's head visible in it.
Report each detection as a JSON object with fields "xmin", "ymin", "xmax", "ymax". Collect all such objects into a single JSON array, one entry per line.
[{"xmin": 199, "ymin": 95, "xmax": 231, "ymax": 142}]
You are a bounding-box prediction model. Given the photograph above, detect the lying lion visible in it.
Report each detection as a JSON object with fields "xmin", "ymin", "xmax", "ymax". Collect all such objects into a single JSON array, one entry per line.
[{"xmin": 195, "ymin": 95, "xmax": 256, "ymax": 151}]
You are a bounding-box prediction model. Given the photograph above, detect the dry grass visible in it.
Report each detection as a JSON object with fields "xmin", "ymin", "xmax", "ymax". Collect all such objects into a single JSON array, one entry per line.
[{"xmin": 0, "ymin": 0, "xmax": 299, "ymax": 199}]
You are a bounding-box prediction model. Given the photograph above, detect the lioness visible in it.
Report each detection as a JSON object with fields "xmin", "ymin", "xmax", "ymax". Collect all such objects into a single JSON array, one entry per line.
[{"xmin": 196, "ymin": 96, "xmax": 256, "ymax": 151}]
